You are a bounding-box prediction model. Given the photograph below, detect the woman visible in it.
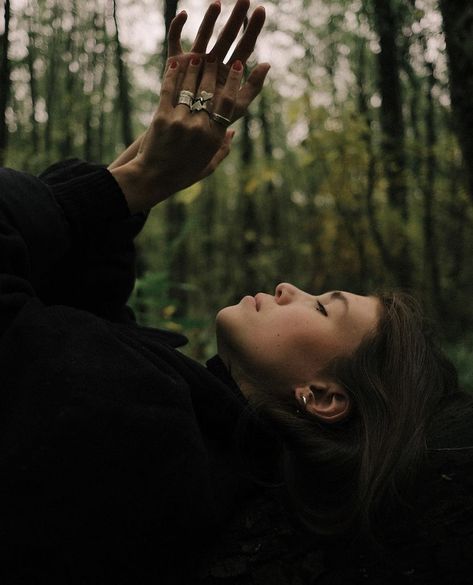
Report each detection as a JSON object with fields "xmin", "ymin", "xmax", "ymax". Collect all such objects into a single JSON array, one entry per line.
[
  {"xmin": 0, "ymin": 2, "xmax": 472, "ymax": 585},
  {"xmin": 105, "ymin": 15, "xmax": 473, "ymax": 576}
]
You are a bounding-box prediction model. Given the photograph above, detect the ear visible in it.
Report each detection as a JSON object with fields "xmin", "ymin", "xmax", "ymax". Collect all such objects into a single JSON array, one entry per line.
[{"xmin": 294, "ymin": 380, "xmax": 351, "ymax": 423}]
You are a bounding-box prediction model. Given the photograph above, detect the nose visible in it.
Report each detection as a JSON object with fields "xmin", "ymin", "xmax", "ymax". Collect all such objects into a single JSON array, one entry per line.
[{"xmin": 275, "ymin": 282, "xmax": 301, "ymax": 304}]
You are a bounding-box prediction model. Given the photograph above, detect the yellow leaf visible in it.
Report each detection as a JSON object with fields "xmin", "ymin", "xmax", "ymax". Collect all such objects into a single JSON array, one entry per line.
[
  {"xmin": 165, "ymin": 321, "xmax": 184, "ymax": 332},
  {"xmin": 176, "ymin": 182, "xmax": 202, "ymax": 205},
  {"xmin": 162, "ymin": 305, "xmax": 176, "ymax": 318},
  {"xmin": 245, "ymin": 176, "xmax": 260, "ymax": 194}
]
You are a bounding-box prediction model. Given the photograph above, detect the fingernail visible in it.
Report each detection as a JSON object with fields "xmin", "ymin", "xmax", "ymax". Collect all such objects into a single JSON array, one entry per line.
[
  {"xmin": 191, "ymin": 56, "xmax": 201, "ymax": 66},
  {"xmin": 169, "ymin": 60, "xmax": 178, "ymax": 69},
  {"xmin": 232, "ymin": 60, "xmax": 243, "ymax": 71},
  {"xmin": 206, "ymin": 54, "xmax": 216, "ymax": 64},
  {"xmin": 214, "ymin": 0, "xmax": 221, "ymax": 7}
]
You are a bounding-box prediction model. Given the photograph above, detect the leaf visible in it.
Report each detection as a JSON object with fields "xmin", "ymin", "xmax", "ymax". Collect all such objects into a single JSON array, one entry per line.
[{"xmin": 176, "ymin": 182, "xmax": 202, "ymax": 205}]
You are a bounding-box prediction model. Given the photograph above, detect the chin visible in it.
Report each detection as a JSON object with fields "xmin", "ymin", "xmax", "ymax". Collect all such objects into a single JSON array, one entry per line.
[
  {"xmin": 215, "ymin": 305, "xmax": 244, "ymax": 356},
  {"xmin": 215, "ymin": 303, "xmax": 238, "ymax": 326}
]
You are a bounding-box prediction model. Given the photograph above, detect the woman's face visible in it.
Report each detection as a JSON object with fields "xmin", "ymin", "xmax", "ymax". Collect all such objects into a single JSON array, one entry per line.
[{"xmin": 216, "ymin": 282, "xmax": 381, "ymax": 393}]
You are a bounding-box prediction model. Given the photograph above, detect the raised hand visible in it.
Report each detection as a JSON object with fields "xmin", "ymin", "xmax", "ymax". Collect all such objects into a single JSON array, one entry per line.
[
  {"xmin": 108, "ymin": 0, "xmax": 269, "ymax": 172},
  {"xmin": 109, "ymin": 1, "xmax": 269, "ymax": 213}
]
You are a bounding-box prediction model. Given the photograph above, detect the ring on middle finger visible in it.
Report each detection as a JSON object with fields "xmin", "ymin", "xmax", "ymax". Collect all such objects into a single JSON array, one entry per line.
[
  {"xmin": 191, "ymin": 91, "xmax": 214, "ymax": 113},
  {"xmin": 177, "ymin": 90, "xmax": 195, "ymax": 109}
]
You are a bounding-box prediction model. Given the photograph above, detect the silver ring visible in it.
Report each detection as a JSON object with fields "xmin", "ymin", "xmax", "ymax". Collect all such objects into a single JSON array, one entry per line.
[
  {"xmin": 177, "ymin": 90, "xmax": 194, "ymax": 109},
  {"xmin": 211, "ymin": 112, "xmax": 232, "ymax": 127},
  {"xmin": 191, "ymin": 91, "xmax": 214, "ymax": 113},
  {"xmin": 302, "ymin": 395, "xmax": 307, "ymax": 407},
  {"xmin": 191, "ymin": 100, "xmax": 211, "ymax": 113}
]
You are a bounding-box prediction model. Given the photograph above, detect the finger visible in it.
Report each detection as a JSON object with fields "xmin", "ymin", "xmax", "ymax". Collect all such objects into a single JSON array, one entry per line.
[
  {"xmin": 212, "ymin": 60, "xmax": 244, "ymax": 123},
  {"xmin": 227, "ymin": 6, "xmax": 266, "ymax": 65},
  {"xmin": 218, "ymin": 129, "xmax": 236, "ymax": 163},
  {"xmin": 194, "ymin": 55, "xmax": 218, "ymax": 114},
  {"xmin": 167, "ymin": 10, "xmax": 188, "ymax": 57},
  {"xmin": 210, "ymin": 0, "xmax": 250, "ymax": 61},
  {"xmin": 234, "ymin": 62, "xmax": 270, "ymax": 119},
  {"xmin": 158, "ymin": 59, "xmax": 180, "ymax": 113},
  {"xmin": 175, "ymin": 56, "xmax": 204, "ymax": 113},
  {"xmin": 191, "ymin": 1, "xmax": 221, "ymax": 54}
]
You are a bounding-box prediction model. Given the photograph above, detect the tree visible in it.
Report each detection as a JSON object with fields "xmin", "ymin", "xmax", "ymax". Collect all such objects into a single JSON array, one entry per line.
[
  {"xmin": 439, "ymin": 0, "xmax": 473, "ymax": 203},
  {"xmin": 371, "ymin": 0, "xmax": 412, "ymax": 287},
  {"xmin": 26, "ymin": 3, "xmax": 39, "ymax": 154},
  {"xmin": 0, "ymin": 0, "xmax": 11, "ymax": 166},
  {"xmin": 112, "ymin": 0, "xmax": 133, "ymax": 147}
]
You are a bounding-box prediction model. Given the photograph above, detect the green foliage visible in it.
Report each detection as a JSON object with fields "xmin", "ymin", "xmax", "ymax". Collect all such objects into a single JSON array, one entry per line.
[
  {"xmin": 128, "ymin": 269, "xmax": 207, "ymax": 333},
  {"xmin": 445, "ymin": 337, "xmax": 473, "ymax": 394}
]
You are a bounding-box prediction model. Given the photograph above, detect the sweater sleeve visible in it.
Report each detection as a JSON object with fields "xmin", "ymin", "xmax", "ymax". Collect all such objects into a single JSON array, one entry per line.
[
  {"xmin": 41, "ymin": 159, "xmax": 152, "ymax": 322},
  {"xmin": 1, "ymin": 161, "xmax": 148, "ymax": 322}
]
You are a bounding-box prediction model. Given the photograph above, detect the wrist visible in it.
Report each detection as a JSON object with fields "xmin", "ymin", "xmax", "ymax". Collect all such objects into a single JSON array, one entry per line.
[{"xmin": 109, "ymin": 160, "xmax": 167, "ymax": 214}]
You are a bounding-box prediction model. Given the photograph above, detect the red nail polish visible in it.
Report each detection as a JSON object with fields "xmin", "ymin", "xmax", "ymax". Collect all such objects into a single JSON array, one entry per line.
[
  {"xmin": 232, "ymin": 60, "xmax": 243, "ymax": 71},
  {"xmin": 191, "ymin": 56, "xmax": 201, "ymax": 66},
  {"xmin": 169, "ymin": 60, "xmax": 178, "ymax": 69}
]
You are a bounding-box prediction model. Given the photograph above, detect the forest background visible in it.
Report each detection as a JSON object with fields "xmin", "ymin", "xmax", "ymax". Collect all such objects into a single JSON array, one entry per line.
[{"xmin": 1, "ymin": 0, "xmax": 472, "ymax": 391}]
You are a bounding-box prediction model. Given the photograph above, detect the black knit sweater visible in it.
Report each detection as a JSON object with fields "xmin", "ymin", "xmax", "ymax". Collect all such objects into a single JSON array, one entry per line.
[{"xmin": 0, "ymin": 159, "xmax": 267, "ymax": 584}]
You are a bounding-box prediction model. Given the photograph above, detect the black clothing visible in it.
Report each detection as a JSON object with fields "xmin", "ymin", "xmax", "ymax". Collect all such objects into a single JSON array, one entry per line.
[{"xmin": 0, "ymin": 159, "xmax": 266, "ymax": 584}]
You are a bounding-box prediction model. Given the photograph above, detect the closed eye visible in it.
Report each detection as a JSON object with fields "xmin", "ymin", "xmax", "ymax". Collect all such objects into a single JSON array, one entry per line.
[{"xmin": 316, "ymin": 300, "xmax": 328, "ymax": 316}]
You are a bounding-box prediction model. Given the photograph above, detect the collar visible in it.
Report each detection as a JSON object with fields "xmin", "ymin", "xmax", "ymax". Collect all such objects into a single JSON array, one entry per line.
[{"xmin": 205, "ymin": 354, "xmax": 248, "ymax": 405}]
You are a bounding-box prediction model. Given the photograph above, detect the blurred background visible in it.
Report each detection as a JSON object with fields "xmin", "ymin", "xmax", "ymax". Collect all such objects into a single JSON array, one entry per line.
[{"xmin": 1, "ymin": 0, "xmax": 472, "ymax": 389}]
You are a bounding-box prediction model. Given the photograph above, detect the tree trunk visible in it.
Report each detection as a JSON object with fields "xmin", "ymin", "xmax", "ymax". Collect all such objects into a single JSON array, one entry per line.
[
  {"xmin": 372, "ymin": 0, "xmax": 408, "ymax": 217},
  {"xmin": 0, "ymin": 0, "xmax": 11, "ymax": 166},
  {"xmin": 439, "ymin": 0, "xmax": 473, "ymax": 203},
  {"xmin": 240, "ymin": 109, "xmax": 259, "ymax": 293},
  {"xmin": 83, "ymin": 12, "xmax": 99, "ymax": 162},
  {"xmin": 44, "ymin": 2, "xmax": 61, "ymax": 156},
  {"xmin": 97, "ymin": 12, "xmax": 109, "ymax": 162},
  {"xmin": 422, "ymin": 59, "xmax": 442, "ymax": 313},
  {"xmin": 161, "ymin": 0, "xmax": 179, "ymax": 72},
  {"xmin": 355, "ymin": 36, "xmax": 395, "ymax": 280},
  {"xmin": 26, "ymin": 11, "xmax": 39, "ymax": 155},
  {"xmin": 60, "ymin": 0, "xmax": 78, "ymax": 157},
  {"xmin": 258, "ymin": 91, "xmax": 280, "ymax": 262},
  {"xmin": 372, "ymin": 0, "xmax": 412, "ymax": 287},
  {"xmin": 112, "ymin": 0, "xmax": 133, "ymax": 147}
]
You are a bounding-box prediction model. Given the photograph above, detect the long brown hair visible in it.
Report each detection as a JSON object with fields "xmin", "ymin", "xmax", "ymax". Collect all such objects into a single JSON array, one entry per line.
[{"xmin": 245, "ymin": 291, "xmax": 460, "ymax": 540}]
